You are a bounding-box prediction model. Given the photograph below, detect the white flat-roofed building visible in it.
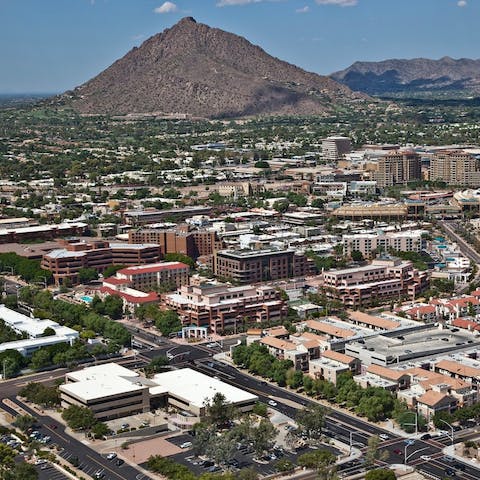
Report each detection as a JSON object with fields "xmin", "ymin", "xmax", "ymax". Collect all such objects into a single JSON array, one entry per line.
[
  {"xmin": 150, "ymin": 368, "xmax": 258, "ymax": 417},
  {"xmin": 60, "ymin": 363, "xmax": 150, "ymax": 420},
  {"xmin": 0, "ymin": 304, "xmax": 78, "ymax": 356}
]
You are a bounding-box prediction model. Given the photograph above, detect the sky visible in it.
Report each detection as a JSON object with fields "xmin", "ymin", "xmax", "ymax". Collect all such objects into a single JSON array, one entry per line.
[{"xmin": 0, "ymin": 0, "xmax": 477, "ymax": 94}]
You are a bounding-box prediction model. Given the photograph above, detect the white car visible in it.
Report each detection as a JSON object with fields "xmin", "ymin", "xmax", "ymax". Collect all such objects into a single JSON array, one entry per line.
[
  {"xmin": 420, "ymin": 455, "xmax": 431, "ymax": 461},
  {"xmin": 379, "ymin": 434, "xmax": 389, "ymax": 440},
  {"xmin": 180, "ymin": 441, "xmax": 193, "ymax": 449},
  {"xmin": 106, "ymin": 452, "xmax": 117, "ymax": 460},
  {"xmin": 268, "ymin": 400, "xmax": 278, "ymax": 407}
]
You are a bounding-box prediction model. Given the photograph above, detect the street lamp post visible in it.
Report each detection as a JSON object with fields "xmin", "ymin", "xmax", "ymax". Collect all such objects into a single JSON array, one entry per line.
[
  {"xmin": 349, "ymin": 432, "xmax": 364, "ymax": 455},
  {"xmin": 439, "ymin": 419, "xmax": 454, "ymax": 446},
  {"xmin": 404, "ymin": 442, "xmax": 430, "ymax": 471}
]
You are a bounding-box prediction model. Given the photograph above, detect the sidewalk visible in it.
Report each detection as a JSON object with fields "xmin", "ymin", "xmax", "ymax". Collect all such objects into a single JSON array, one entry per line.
[{"xmin": 443, "ymin": 443, "xmax": 480, "ymax": 468}]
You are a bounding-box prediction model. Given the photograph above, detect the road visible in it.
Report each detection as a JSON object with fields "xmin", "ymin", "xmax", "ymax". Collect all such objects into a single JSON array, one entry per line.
[{"xmin": 439, "ymin": 220, "xmax": 480, "ymax": 264}]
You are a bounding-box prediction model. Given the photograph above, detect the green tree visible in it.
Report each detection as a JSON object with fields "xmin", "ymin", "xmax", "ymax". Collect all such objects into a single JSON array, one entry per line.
[
  {"xmin": 365, "ymin": 469, "xmax": 396, "ymax": 480},
  {"xmin": 252, "ymin": 402, "xmax": 268, "ymax": 417},
  {"xmin": 296, "ymin": 404, "xmax": 326, "ymax": 441},
  {"xmin": 286, "ymin": 369, "xmax": 304, "ymax": 389},
  {"xmin": 254, "ymin": 160, "xmax": 270, "ymax": 169},
  {"xmin": 164, "ymin": 252, "xmax": 195, "ymax": 269},
  {"xmin": 103, "ymin": 295, "xmax": 124, "ymax": 319},
  {"xmin": 273, "ymin": 199, "xmax": 289, "ymax": 213},
  {"xmin": 144, "ymin": 355, "xmax": 169, "ymax": 376},
  {"xmin": 62, "ymin": 404, "xmax": 96, "ymax": 430},
  {"xmin": 77, "ymin": 267, "xmax": 99, "ymax": 284},
  {"xmin": 41, "ymin": 326, "xmax": 56, "ymax": 337},
  {"xmin": 91, "ymin": 422, "xmax": 109, "ymax": 439},
  {"xmin": 251, "ymin": 419, "xmax": 277, "ymax": 457},
  {"xmin": 365, "ymin": 435, "xmax": 389, "ymax": 466},
  {"xmin": 13, "ymin": 414, "xmax": 36, "ymax": 432},
  {"xmin": 30, "ymin": 348, "xmax": 52, "ymax": 370},
  {"xmin": 351, "ymin": 250, "xmax": 364, "ymax": 262},
  {"xmin": 0, "ymin": 350, "xmax": 24, "ymax": 378},
  {"xmin": 102, "ymin": 264, "xmax": 126, "ymax": 278},
  {"xmin": 297, "ymin": 450, "xmax": 337, "ymax": 479},
  {"xmin": 155, "ymin": 310, "xmax": 181, "ymax": 336},
  {"xmin": 205, "ymin": 392, "xmax": 236, "ymax": 427},
  {"xmin": 5, "ymin": 462, "xmax": 38, "ymax": 480}
]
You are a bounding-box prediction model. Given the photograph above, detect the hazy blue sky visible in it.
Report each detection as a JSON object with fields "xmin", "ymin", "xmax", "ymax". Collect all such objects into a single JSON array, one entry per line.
[{"xmin": 0, "ymin": 0, "xmax": 477, "ymax": 93}]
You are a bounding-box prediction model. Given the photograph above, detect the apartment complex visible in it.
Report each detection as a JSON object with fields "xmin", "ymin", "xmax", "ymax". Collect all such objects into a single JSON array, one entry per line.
[
  {"xmin": 41, "ymin": 239, "xmax": 161, "ymax": 285},
  {"xmin": 322, "ymin": 257, "xmax": 428, "ymax": 307},
  {"xmin": 430, "ymin": 150, "xmax": 480, "ymax": 186},
  {"xmin": 372, "ymin": 150, "xmax": 422, "ymax": 187},
  {"xmin": 322, "ymin": 136, "xmax": 351, "ymax": 161},
  {"xmin": 342, "ymin": 230, "xmax": 423, "ymax": 259},
  {"xmin": 128, "ymin": 227, "xmax": 224, "ymax": 260},
  {"xmin": 213, "ymin": 249, "xmax": 314, "ymax": 284},
  {"xmin": 164, "ymin": 283, "xmax": 287, "ymax": 333}
]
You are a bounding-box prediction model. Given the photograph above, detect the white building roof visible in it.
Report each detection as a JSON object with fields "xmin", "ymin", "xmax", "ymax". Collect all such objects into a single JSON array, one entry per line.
[
  {"xmin": 151, "ymin": 368, "xmax": 258, "ymax": 409},
  {"xmin": 0, "ymin": 304, "xmax": 77, "ymax": 339},
  {"xmin": 66, "ymin": 362, "xmax": 140, "ymax": 383},
  {"xmin": 60, "ymin": 375, "xmax": 145, "ymax": 402}
]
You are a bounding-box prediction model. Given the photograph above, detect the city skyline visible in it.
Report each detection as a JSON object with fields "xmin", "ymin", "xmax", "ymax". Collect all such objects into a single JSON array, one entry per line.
[{"xmin": 0, "ymin": 0, "xmax": 477, "ymax": 93}]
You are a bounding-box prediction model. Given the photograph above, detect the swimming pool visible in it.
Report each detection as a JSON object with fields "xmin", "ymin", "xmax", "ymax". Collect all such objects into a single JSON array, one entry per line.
[{"xmin": 80, "ymin": 295, "xmax": 93, "ymax": 303}]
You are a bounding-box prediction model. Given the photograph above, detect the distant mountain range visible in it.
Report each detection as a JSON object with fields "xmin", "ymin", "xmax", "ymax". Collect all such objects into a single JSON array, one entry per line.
[
  {"xmin": 59, "ymin": 17, "xmax": 365, "ymax": 119},
  {"xmin": 331, "ymin": 57, "xmax": 480, "ymax": 96}
]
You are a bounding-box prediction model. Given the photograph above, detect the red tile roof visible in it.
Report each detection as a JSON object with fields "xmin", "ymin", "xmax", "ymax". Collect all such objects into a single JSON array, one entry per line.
[
  {"xmin": 100, "ymin": 286, "xmax": 159, "ymax": 304},
  {"xmin": 451, "ymin": 318, "xmax": 480, "ymax": 331}
]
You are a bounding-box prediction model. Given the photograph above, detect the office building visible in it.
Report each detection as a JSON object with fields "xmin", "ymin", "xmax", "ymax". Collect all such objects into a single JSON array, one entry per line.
[
  {"xmin": 41, "ymin": 239, "xmax": 161, "ymax": 285},
  {"xmin": 213, "ymin": 249, "xmax": 314, "ymax": 284},
  {"xmin": 322, "ymin": 136, "xmax": 351, "ymax": 162},
  {"xmin": 0, "ymin": 304, "xmax": 78, "ymax": 357},
  {"xmin": 59, "ymin": 363, "xmax": 151, "ymax": 420},
  {"xmin": 128, "ymin": 227, "xmax": 224, "ymax": 260}
]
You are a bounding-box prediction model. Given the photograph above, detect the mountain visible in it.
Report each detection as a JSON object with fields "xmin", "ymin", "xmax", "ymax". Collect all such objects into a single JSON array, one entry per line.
[
  {"xmin": 60, "ymin": 17, "xmax": 365, "ymax": 118},
  {"xmin": 331, "ymin": 57, "xmax": 480, "ymax": 96}
]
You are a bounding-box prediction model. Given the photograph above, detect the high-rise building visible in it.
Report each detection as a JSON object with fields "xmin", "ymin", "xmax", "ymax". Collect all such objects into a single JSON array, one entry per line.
[
  {"xmin": 430, "ymin": 150, "xmax": 480, "ymax": 186},
  {"xmin": 322, "ymin": 136, "xmax": 351, "ymax": 162},
  {"xmin": 372, "ymin": 150, "xmax": 421, "ymax": 187}
]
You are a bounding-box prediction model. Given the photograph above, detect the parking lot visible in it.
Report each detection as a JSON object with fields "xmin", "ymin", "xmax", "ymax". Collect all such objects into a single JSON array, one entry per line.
[
  {"xmin": 35, "ymin": 462, "xmax": 70, "ymax": 480},
  {"xmin": 158, "ymin": 431, "xmax": 341, "ymax": 477},
  {"xmin": 58, "ymin": 447, "xmax": 126, "ymax": 478},
  {"xmin": 106, "ymin": 411, "xmax": 167, "ymax": 433}
]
